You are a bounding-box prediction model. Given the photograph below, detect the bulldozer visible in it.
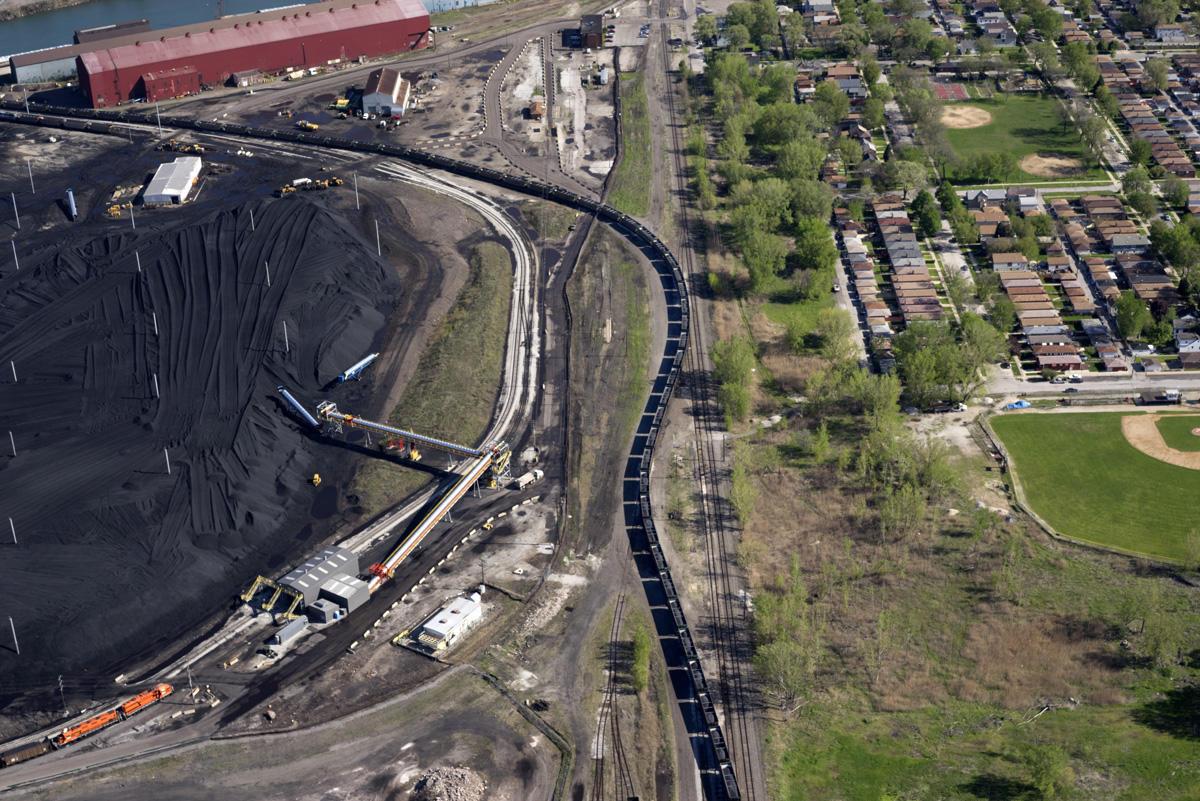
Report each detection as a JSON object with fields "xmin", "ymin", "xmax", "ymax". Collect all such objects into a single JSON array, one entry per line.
[{"xmin": 273, "ymin": 185, "xmax": 297, "ymax": 198}]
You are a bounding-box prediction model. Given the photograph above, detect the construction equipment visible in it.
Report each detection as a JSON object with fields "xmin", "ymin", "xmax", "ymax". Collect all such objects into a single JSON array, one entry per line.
[
  {"xmin": 338, "ymin": 352, "xmax": 379, "ymax": 382},
  {"xmin": 276, "ymin": 386, "xmax": 321, "ymax": 428},
  {"xmin": 296, "ymin": 120, "xmax": 319, "ymax": 131},
  {"xmin": 311, "ymin": 473, "xmax": 322, "ymax": 487},
  {"xmin": 274, "ymin": 185, "xmax": 296, "ymax": 197},
  {"xmin": 513, "ymin": 469, "xmax": 544, "ymax": 490}
]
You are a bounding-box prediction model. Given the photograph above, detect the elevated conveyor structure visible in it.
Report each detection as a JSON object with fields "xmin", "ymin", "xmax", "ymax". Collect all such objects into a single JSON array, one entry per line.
[{"xmin": 316, "ymin": 400, "xmax": 484, "ymax": 460}]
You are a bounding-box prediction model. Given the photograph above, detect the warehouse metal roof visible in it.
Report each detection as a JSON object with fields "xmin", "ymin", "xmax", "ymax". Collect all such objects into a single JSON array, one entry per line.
[
  {"xmin": 78, "ymin": 0, "xmax": 427, "ymax": 77},
  {"xmin": 280, "ymin": 545, "xmax": 358, "ymax": 599},
  {"xmin": 144, "ymin": 156, "xmax": 202, "ymax": 201}
]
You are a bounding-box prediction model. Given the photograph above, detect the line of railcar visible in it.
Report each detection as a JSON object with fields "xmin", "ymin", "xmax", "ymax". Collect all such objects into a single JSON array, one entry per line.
[
  {"xmin": 0, "ymin": 683, "xmax": 173, "ymax": 769},
  {"xmin": 0, "ymin": 99, "xmax": 740, "ymax": 799}
]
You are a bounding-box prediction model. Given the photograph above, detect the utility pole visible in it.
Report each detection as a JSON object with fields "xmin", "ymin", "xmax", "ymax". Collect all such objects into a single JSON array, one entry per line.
[
  {"xmin": 282, "ymin": 320, "xmax": 290, "ymax": 353},
  {"xmin": 164, "ymin": 447, "xmax": 171, "ymax": 475},
  {"xmin": 152, "ymin": 372, "xmax": 160, "ymax": 399},
  {"xmin": 152, "ymin": 311, "xmax": 159, "ymax": 336},
  {"xmin": 8, "ymin": 430, "xmax": 14, "ymax": 457},
  {"xmin": 10, "ymin": 192, "xmax": 19, "ymax": 230},
  {"xmin": 9, "ymin": 360, "xmax": 16, "ymax": 382},
  {"xmin": 8, "ymin": 616, "xmax": 18, "ymax": 656},
  {"xmin": 23, "ymin": 87, "xmax": 29, "ymax": 113},
  {"xmin": 58, "ymin": 675, "xmax": 66, "ymax": 713},
  {"xmin": 26, "ymin": 160, "xmax": 34, "ymax": 194},
  {"xmin": 8, "ymin": 518, "xmax": 15, "ymax": 545},
  {"xmin": 135, "ymin": 251, "xmax": 142, "ymax": 273},
  {"xmin": 187, "ymin": 665, "xmax": 194, "ymax": 693},
  {"xmin": 375, "ymin": 219, "xmax": 381, "ymax": 257},
  {"xmin": 249, "ymin": 207, "xmax": 255, "ymax": 231},
  {"xmin": 10, "ymin": 239, "xmax": 18, "ymax": 271},
  {"xmin": 354, "ymin": 172, "xmax": 360, "ymax": 210},
  {"xmin": 130, "ymin": 203, "xmax": 136, "ymax": 230},
  {"xmin": 264, "ymin": 260, "xmax": 271, "ymax": 287},
  {"xmin": 155, "ymin": 102, "xmax": 162, "ymax": 136}
]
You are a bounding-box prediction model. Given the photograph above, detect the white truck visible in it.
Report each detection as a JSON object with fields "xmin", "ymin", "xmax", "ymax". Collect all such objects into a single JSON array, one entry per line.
[{"xmin": 513, "ymin": 469, "xmax": 544, "ymax": 491}]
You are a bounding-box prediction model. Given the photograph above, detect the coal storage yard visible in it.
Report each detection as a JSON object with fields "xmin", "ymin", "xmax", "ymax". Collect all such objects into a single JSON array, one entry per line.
[{"xmin": 0, "ymin": 197, "xmax": 409, "ymax": 698}]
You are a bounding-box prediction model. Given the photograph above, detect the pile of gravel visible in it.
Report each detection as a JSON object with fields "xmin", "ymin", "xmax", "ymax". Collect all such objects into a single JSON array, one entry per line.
[{"xmin": 411, "ymin": 767, "xmax": 486, "ymax": 801}]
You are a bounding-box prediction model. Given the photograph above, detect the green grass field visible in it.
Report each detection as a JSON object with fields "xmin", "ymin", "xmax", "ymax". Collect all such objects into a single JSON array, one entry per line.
[
  {"xmin": 1155, "ymin": 414, "xmax": 1200, "ymax": 452},
  {"xmin": 609, "ymin": 72, "xmax": 652, "ymax": 218},
  {"xmin": 945, "ymin": 94, "xmax": 1108, "ymax": 184},
  {"xmin": 991, "ymin": 412, "xmax": 1200, "ymax": 561}
]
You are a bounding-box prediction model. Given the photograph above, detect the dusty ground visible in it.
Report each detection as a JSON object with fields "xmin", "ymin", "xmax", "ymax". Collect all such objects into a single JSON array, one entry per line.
[
  {"xmin": 1020, "ymin": 153, "xmax": 1084, "ymax": 177},
  {"xmin": 1121, "ymin": 413, "xmax": 1200, "ymax": 469},
  {"xmin": 0, "ymin": 124, "xmax": 469, "ymax": 709},
  {"xmin": 940, "ymin": 105, "xmax": 993, "ymax": 129},
  {"xmin": 500, "ymin": 38, "xmax": 548, "ymax": 148},
  {"xmin": 555, "ymin": 48, "xmax": 617, "ymax": 189},
  {"xmin": 17, "ymin": 666, "xmax": 557, "ymax": 801}
]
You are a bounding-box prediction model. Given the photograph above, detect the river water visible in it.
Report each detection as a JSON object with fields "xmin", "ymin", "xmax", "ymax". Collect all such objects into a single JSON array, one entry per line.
[{"xmin": 1, "ymin": 0, "xmax": 493, "ymax": 58}]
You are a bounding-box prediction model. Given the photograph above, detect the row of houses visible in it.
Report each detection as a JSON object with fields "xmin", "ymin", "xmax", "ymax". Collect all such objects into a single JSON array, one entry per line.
[
  {"xmin": 873, "ymin": 196, "xmax": 948, "ymax": 327},
  {"xmin": 1115, "ymin": 93, "xmax": 1195, "ymax": 177},
  {"xmin": 996, "ymin": 270, "xmax": 1085, "ymax": 372}
]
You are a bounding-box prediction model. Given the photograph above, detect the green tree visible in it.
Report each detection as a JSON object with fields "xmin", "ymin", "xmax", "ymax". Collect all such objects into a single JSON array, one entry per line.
[
  {"xmin": 813, "ymin": 79, "xmax": 851, "ymax": 128},
  {"xmin": 742, "ymin": 231, "xmax": 790, "ymax": 291},
  {"xmin": 878, "ymin": 483, "xmax": 927, "ymax": 542},
  {"xmin": 1123, "ymin": 164, "xmax": 1153, "ymax": 196},
  {"xmin": 630, "ymin": 621, "xmax": 651, "ymax": 692},
  {"xmin": 861, "ymin": 56, "xmax": 881, "ymax": 88},
  {"xmin": 1095, "ymin": 84, "xmax": 1119, "ymax": 117},
  {"xmin": 1023, "ymin": 744, "xmax": 1076, "ymax": 800},
  {"xmin": 1129, "ymin": 137, "xmax": 1153, "ymax": 166},
  {"xmin": 791, "ymin": 217, "xmax": 839, "ymax": 294},
  {"xmin": 726, "ymin": 23, "xmax": 752, "ymax": 50},
  {"xmin": 883, "ymin": 159, "xmax": 929, "ymax": 198},
  {"xmin": 1146, "ymin": 58, "xmax": 1170, "ymax": 92},
  {"xmin": 990, "ymin": 295, "xmax": 1018, "ymax": 334},
  {"xmin": 1115, "ymin": 290, "xmax": 1152, "ymax": 340},
  {"xmin": 694, "ymin": 13, "xmax": 718, "ymax": 44},
  {"xmin": 911, "ymin": 189, "xmax": 942, "ymax": 238},
  {"xmin": 813, "ymin": 307, "xmax": 857, "ymax": 365},
  {"xmin": 775, "ymin": 138, "xmax": 826, "ymax": 181},
  {"xmin": 1137, "ymin": 0, "xmax": 1179, "ymax": 29},
  {"xmin": 863, "ymin": 95, "xmax": 885, "ymax": 130},
  {"xmin": 789, "ymin": 179, "xmax": 834, "ymax": 221},
  {"xmin": 1163, "ymin": 173, "xmax": 1191, "ymax": 209}
]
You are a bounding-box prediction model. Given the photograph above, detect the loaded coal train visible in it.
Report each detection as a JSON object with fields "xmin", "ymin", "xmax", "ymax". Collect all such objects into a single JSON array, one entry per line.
[
  {"xmin": 0, "ymin": 683, "xmax": 173, "ymax": 769},
  {"xmin": 0, "ymin": 100, "xmax": 740, "ymax": 801}
]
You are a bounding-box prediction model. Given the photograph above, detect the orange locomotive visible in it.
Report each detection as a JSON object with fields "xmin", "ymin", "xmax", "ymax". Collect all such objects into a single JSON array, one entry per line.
[{"xmin": 51, "ymin": 683, "xmax": 174, "ymax": 748}]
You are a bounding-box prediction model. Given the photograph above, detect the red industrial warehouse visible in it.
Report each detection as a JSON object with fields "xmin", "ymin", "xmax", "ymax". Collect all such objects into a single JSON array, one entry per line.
[{"xmin": 77, "ymin": 0, "xmax": 430, "ymax": 108}]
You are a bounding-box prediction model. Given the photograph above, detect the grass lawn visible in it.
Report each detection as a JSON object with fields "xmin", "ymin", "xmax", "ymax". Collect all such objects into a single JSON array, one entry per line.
[
  {"xmin": 991, "ymin": 412, "xmax": 1200, "ymax": 561},
  {"xmin": 1155, "ymin": 414, "xmax": 1200, "ymax": 452},
  {"xmin": 944, "ymin": 94, "xmax": 1109, "ymax": 184},
  {"xmin": 609, "ymin": 72, "xmax": 652, "ymax": 218}
]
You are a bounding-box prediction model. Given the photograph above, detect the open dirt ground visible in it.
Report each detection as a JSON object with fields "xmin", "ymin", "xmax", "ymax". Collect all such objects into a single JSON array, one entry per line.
[
  {"xmin": 16, "ymin": 666, "xmax": 557, "ymax": 801},
  {"xmin": 1020, "ymin": 153, "xmax": 1084, "ymax": 177},
  {"xmin": 940, "ymin": 105, "xmax": 993, "ymax": 129},
  {"xmin": 1121, "ymin": 414, "xmax": 1200, "ymax": 469}
]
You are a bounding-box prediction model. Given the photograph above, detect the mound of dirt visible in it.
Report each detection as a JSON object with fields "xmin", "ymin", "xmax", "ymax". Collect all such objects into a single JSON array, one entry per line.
[
  {"xmin": 1020, "ymin": 153, "xmax": 1083, "ymax": 177},
  {"xmin": 411, "ymin": 767, "xmax": 487, "ymax": 801},
  {"xmin": 940, "ymin": 105, "xmax": 993, "ymax": 129},
  {"xmin": 1121, "ymin": 414, "xmax": 1200, "ymax": 469},
  {"xmin": 0, "ymin": 198, "xmax": 407, "ymax": 693}
]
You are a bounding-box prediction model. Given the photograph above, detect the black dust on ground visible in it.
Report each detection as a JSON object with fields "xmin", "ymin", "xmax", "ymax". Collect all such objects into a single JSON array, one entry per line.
[{"xmin": 0, "ymin": 125, "xmax": 454, "ymax": 710}]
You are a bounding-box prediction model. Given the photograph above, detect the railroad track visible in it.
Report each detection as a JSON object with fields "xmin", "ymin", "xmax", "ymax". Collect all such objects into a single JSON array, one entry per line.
[
  {"xmin": 0, "ymin": 98, "xmax": 739, "ymax": 800},
  {"xmin": 655, "ymin": 11, "xmax": 759, "ymax": 801},
  {"xmin": 591, "ymin": 592, "xmax": 636, "ymax": 801}
]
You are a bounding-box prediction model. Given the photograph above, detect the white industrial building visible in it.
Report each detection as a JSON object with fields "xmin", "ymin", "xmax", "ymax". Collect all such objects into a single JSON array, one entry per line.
[
  {"xmin": 280, "ymin": 545, "xmax": 359, "ymax": 603},
  {"xmin": 319, "ymin": 574, "xmax": 370, "ymax": 614},
  {"xmin": 416, "ymin": 592, "xmax": 483, "ymax": 652},
  {"xmin": 361, "ymin": 66, "xmax": 411, "ymax": 116},
  {"xmin": 143, "ymin": 156, "xmax": 202, "ymax": 206}
]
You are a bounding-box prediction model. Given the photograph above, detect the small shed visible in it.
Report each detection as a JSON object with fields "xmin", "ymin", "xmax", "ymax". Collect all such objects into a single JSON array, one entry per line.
[{"xmin": 142, "ymin": 156, "xmax": 202, "ymax": 206}]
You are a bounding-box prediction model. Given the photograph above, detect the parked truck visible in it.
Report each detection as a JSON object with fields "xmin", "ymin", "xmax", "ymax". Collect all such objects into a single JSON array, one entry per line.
[{"xmin": 513, "ymin": 469, "xmax": 544, "ymax": 490}]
